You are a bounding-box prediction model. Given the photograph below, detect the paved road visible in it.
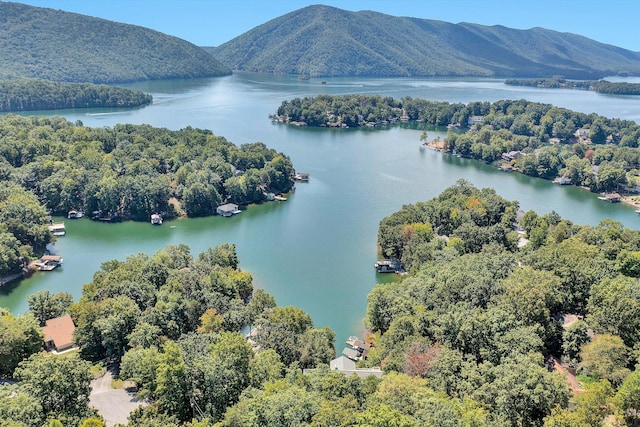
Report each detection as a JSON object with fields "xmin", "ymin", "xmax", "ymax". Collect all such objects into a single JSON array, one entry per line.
[{"xmin": 89, "ymin": 369, "xmax": 146, "ymax": 426}]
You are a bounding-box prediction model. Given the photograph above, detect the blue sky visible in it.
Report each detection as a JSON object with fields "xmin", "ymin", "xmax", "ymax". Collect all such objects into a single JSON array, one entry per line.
[{"xmin": 15, "ymin": 0, "xmax": 640, "ymax": 51}]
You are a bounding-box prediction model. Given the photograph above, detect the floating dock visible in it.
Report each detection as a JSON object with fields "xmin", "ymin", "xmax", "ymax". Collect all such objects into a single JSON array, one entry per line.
[{"xmin": 47, "ymin": 222, "xmax": 66, "ymax": 236}]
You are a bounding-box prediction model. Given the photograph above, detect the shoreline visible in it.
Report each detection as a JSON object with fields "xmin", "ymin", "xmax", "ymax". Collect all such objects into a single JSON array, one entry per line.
[
  {"xmin": 425, "ymin": 140, "xmax": 640, "ymax": 212},
  {"xmin": 621, "ymin": 196, "xmax": 640, "ymax": 210},
  {"xmin": 0, "ymin": 271, "xmax": 26, "ymax": 288}
]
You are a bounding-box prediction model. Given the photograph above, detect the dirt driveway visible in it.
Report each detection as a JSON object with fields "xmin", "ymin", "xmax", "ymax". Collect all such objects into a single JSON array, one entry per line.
[{"xmin": 89, "ymin": 368, "xmax": 146, "ymax": 426}]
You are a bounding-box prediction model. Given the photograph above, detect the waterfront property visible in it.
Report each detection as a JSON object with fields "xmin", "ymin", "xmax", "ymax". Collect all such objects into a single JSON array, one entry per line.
[
  {"xmin": 42, "ymin": 314, "xmax": 76, "ymax": 353},
  {"xmin": 4, "ymin": 74, "xmax": 640, "ymax": 355},
  {"xmin": 216, "ymin": 203, "xmax": 241, "ymax": 217},
  {"xmin": 374, "ymin": 258, "xmax": 402, "ymax": 273},
  {"xmin": 346, "ymin": 336, "xmax": 371, "ymax": 359},
  {"xmin": 32, "ymin": 255, "xmax": 63, "ymax": 271},
  {"xmin": 67, "ymin": 210, "xmax": 83, "ymax": 219},
  {"xmin": 294, "ymin": 172, "xmax": 310, "ymax": 181},
  {"xmin": 553, "ymin": 176, "xmax": 572, "ymax": 185},
  {"xmin": 598, "ymin": 193, "xmax": 622, "ymax": 203}
]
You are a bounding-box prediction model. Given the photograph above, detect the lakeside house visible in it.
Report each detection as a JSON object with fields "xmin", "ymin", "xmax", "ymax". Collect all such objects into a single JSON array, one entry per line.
[
  {"xmin": 468, "ymin": 115, "xmax": 485, "ymax": 126},
  {"xmin": 304, "ymin": 335, "xmax": 382, "ymax": 378},
  {"xmin": 216, "ymin": 203, "xmax": 241, "ymax": 217},
  {"xmin": 329, "ymin": 356, "xmax": 383, "ymax": 378},
  {"xmin": 501, "ymin": 151, "xmax": 522, "ymax": 162},
  {"xmin": 345, "ymin": 336, "xmax": 371, "ymax": 360},
  {"xmin": 42, "ymin": 314, "xmax": 76, "ymax": 353},
  {"xmin": 574, "ymin": 128, "xmax": 591, "ymax": 143}
]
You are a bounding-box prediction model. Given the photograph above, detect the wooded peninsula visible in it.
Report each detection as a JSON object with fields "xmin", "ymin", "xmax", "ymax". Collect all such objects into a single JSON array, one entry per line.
[
  {"xmin": 0, "ymin": 79, "xmax": 153, "ymax": 112},
  {"xmin": 276, "ymin": 95, "xmax": 640, "ymax": 196},
  {"xmin": 0, "ymin": 115, "xmax": 295, "ymax": 277}
]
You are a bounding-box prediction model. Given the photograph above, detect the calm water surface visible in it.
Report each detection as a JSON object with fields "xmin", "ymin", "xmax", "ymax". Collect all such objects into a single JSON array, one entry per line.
[{"xmin": 3, "ymin": 73, "xmax": 640, "ymax": 346}]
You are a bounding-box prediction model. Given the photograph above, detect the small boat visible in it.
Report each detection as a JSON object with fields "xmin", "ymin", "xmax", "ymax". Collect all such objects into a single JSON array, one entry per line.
[
  {"xmin": 274, "ymin": 195, "xmax": 287, "ymax": 201},
  {"xmin": 294, "ymin": 172, "xmax": 310, "ymax": 181},
  {"xmin": 151, "ymin": 213, "xmax": 163, "ymax": 225},
  {"xmin": 635, "ymin": 209, "xmax": 640, "ymax": 214}
]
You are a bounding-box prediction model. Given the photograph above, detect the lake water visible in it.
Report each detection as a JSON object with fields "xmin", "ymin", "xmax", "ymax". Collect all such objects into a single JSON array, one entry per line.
[{"xmin": 3, "ymin": 73, "xmax": 640, "ymax": 347}]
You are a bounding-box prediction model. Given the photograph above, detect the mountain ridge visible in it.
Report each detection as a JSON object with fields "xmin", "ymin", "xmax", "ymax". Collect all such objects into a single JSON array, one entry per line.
[
  {"xmin": 0, "ymin": 2, "xmax": 231, "ymax": 84},
  {"xmin": 206, "ymin": 5, "xmax": 640, "ymax": 79}
]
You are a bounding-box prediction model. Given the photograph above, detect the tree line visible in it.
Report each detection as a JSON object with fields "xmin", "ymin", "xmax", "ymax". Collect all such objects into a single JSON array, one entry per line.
[
  {"xmin": 277, "ymin": 95, "xmax": 640, "ymax": 193},
  {"xmin": 505, "ymin": 77, "xmax": 640, "ymax": 96},
  {"xmin": 0, "ymin": 79, "xmax": 153, "ymax": 112}
]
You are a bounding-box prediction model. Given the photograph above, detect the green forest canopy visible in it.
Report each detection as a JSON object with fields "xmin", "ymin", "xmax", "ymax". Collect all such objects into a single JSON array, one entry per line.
[
  {"xmin": 0, "ymin": 79, "xmax": 153, "ymax": 112},
  {"xmin": 366, "ymin": 179, "xmax": 640, "ymax": 426},
  {"xmin": 0, "ymin": 2, "xmax": 231, "ymax": 84},
  {"xmin": 208, "ymin": 5, "xmax": 640, "ymax": 79},
  {"xmin": 4, "ymin": 183, "xmax": 640, "ymax": 425},
  {"xmin": 0, "ymin": 114, "xmax": 295, "ymax": 276}
]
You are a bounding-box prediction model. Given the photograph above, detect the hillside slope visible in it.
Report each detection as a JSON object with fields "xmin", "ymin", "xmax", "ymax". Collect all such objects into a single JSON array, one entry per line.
[
  {"xmin": 206, "ymin": 5, "xmax": 640, "ymax": 79},
  {"xmin": 0, "ymin": 2, "xmax": 231, "ymax": 83}
]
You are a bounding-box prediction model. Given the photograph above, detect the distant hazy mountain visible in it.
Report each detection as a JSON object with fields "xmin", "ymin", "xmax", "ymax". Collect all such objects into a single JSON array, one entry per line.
[
  {"xmin": 206, "ymin": 5, "xmax": 640, "ymax": 79},
  {"xmin": 0, "ymin": 2, "xmax": 231, "ymax": 83}
]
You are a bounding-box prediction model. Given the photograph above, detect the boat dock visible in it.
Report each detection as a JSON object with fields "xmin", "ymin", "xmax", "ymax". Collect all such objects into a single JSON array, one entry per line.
[
  {"xmin": 47, "ymin": 222, "xmax": 66, "ymax": 236},
  {"xmin": 31, "ymin": 255, "xmax": 63, "ymax": 271},
  {"xmin": 151, "ymin": 213, "xmax": 163, "ymax": 225},
  {"xmin": 374, "ymin": 258, "xmax": 403, "ymax": 273}
]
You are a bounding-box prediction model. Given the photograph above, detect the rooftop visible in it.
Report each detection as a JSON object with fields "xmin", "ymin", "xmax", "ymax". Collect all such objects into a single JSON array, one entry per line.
[{"xmin": 42, "ymin": 314, "xmax": 75, "ymax": 352}]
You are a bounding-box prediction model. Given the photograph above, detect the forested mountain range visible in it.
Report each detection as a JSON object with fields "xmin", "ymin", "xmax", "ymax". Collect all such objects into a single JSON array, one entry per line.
[
  {"xmin": 0, "ymin": 2, "xmax": 231, "ymax": 84},
  {"xmin": 206, "ymin": 5, "xmax": 640, "ymax": 79}
]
